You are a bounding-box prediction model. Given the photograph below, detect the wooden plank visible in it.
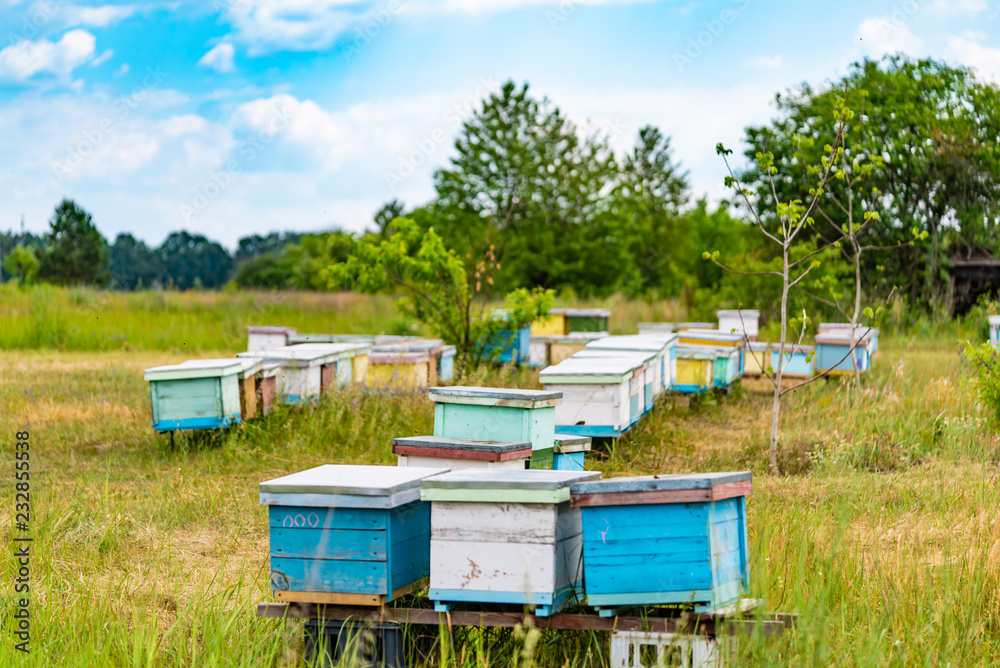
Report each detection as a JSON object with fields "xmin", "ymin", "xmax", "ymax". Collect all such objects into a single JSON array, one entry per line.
[
  {"xmin": 269, "ymin": 527, "xmax": 387, "ymax": 560},
  {"xmin": 393, "ymin": 445, "xmax": 528, "ymax": 461},
  {"xmin": 429, "ymin": 540, "xmax": 556, "ymax": 593},
  {"xmin": 270, "ymin": 557, "xmax": 389, "ymax": 594},
  {"xmin": 430, "ymin": 501, "xmax": 558, "ymax": 544},
  {"xmin": 272, "ymin": 590, "xmax": 384, "ymax": 606},
  {"xmin": 269, "ymin": 506, "xmax": 387, "ymax": 531},
  {"xmin": 571, "ymin": 481, "xmax": 753, "ymax": 508}
]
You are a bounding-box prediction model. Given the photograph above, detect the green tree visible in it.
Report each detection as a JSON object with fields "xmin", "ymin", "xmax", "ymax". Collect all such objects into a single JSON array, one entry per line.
[
  {"xmin": 433, "ymin": 80, "xmax": 620, "ymax": 294},
  {"xmin": 3, "ymin": 245, "xmax": 39, "ymax": 286},
  {"xmin": 157, "ymin": 231, "xmax": 233, "ymax": 290},
  {"xmin": 38, "ymin": 199, "xmax": 110, "ymax": 286},
  {"xmin": 374, "ymin": 199, "xmax": 406, "ymax": 237},
  {"xmin": 110, "ymin": 233, "xmax": 162, "ymax": 290},
  {"xmin": 612, "ymin": 126, "xmax": 691, "ymax": 296},
  {"xmin": 325, "ymin": 217, "xmax": 553, "ymax": 372},
  {"xmin": 742, "ymin": 56, "xmax": 1000, "ymax": 310}
]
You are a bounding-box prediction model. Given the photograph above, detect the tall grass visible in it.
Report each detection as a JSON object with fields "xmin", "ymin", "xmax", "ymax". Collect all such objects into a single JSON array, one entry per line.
[{"xmin": 1, "ymin": 289, "xmax": 998, "ymax": 664}]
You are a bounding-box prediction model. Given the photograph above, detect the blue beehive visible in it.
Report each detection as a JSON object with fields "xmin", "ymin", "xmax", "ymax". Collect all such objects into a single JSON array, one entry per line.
[
  {"xmin": 814, "ymin": 331, "xmax": 870, "ymax": 376},
  {"xmin": 144, "ymin": 359, "xmax": 243, "ymax": 432},
  {"xmin": 571, "ymin": 471, "xmax": 752, "ymax": 615},
  {"xmin": 438, "ymin": 345, "xmax": 457, "ymax": 381},
  {"xmin": 553, "ymin": 433, "xmax": 592, "ymax": 471},
  {"xmin": 260, "ymin": 464, "xmax": 448, "ymax": 605},
  {"xmin": 771, "ymin": 343, "xmax": 815, "ymax": 379}
]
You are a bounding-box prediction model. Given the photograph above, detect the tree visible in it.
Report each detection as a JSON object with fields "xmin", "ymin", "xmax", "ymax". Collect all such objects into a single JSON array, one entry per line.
[
  {"xmin": 37, "ymin": 199, "xmax": 110, "ymax": 286},
  {"xmin": 235, "ymin": 232, "xmax": 302, "ymax": 262},
  {"xmin": 742, "ymin": 56, "xmax": 1000, "ymax": 311},
  {"xmin": 0, "ymin": 230, "xmax": 45, "ymax": 283},
  {"xmin": 711, "ymin": 98, "xmax": 892, "ymax": 474},
  {"xmin": 3, "ymin": 245, "xmax": 39, "ymax": 286},
  {"xmin": 612, "ymin": 126, "xmax": 691, "ymax": 296},
  {"xmin": 374, "ymin": 199, "xmax": 406, "ymax": 237},
  {"xmin": 325, "ymin": 217, "xmax": 553, "ymax": 372},
  {"xmin": 109, "ymin": 233, "xmax": 162, "ymax": 290},
  {"xmin": 433, "ymin": 80, "xmax": 620, "ymax": 294},
  {"xmin": 157, "ymin": 231, "xmax": 233, "ymax": 290}
]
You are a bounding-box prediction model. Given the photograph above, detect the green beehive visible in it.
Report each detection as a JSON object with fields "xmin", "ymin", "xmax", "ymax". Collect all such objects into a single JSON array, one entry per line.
[{"xmin": 428, "ymin": 387, "xmax": 563, "ymax": 470}]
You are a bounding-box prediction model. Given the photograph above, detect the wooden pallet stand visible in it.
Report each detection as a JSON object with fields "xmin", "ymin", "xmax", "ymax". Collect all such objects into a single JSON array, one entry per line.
[
  {"xmin": 421, "ymin": 468, "xmax": 600, "ymax": 617},
  {"xmin": 392, "ymin": 436, "xmax": 532, "ymax": 470},
  {"xmin": 260, "ymin": 465, "xmax": 449, "ymax": 605}
]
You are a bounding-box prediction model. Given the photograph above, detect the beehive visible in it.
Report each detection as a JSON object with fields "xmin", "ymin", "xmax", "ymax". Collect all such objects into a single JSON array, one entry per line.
[
  {"xmin": 530, "ymin": 333, "xmax": 609, "ymax": 366},
  {"xmin": 571, "ymin": 471, "xmax": 751, "ymax": 615},
  {"xmin": 717, "ymin": 309, "xmax": 760, "ymax": 340},
  {"xmin": 429, "ymin": 387, "xmax": 562, "ymax": 469},
  {"xmin": 482, "ymin": 325, "xmax": 531, "ymax": 364},
  {"xmin": 392, "ymin": 436, "xmax": 531, "ymax": 470},
  {"xmin": 818, "ymin": 323, "xmax": 879, "ymax": 355},
  {"xmin": 238, "ymin": 344, "xmax": 367, "ymax": 403},
  {"xmin": 571, "ymin": 350, "xmax": 657, "ymax": 414},
  {"xmin": 553, "ymin": 434, "xmax": 592, "ymax": 471},
  {"xmin": 637, "ymin": 322, "xmax": 678, "ymax": 337},
  {"xmin": 275, "ymin": 342, "xmax": 369, "ymax": 389},
  {"xmin": 679, "ymin": 329, "xmax": 746, "ymax": 380},
  {"xmin": 144, "ymin": 359, "xmax": 243, "ymax": 431},
  {"xmin": 260, "ymin": 465, "xmax": 448, "ymax": 605},
  {"xmin": 743, "ymin": 342, "xmax": 770, "ymax": 376},
  {"xmin": 673, "ymin": 346, "xmax": 715, "ymax": 394},
  {"xmin": 438, "ymin": 345, "xmax": 457, "ymax": 382},
  {"xmin": 554, "ymin": 308, "xmax": 611, "ymax": 334},
  {"xmin": 247, "ymin": 326, "xmax": 297, "ymax": 352},
  {"xmin": 421, "ymin": 468, "xmax": 601, "ymax": 616},
  {"xmin": 179, "ymin": 358, "xmax": 261, "ymax": 421},
  {"xmin": 256, "ymin": 361, "xmax": 281, "ymax": 415},
  {"xmin": 814, "ymin": 332, "xmax": 869, "ymax": 376},
  {"xmin": 539, "ymin": 357, "xmax": 643, "ymax": 438},
  {"xmin": 991, "ymin": 316, "xmax": 1000, "ymax": 347},
  {"xmin": 770, "ymin": 344, "xmax": 814, "ymax": 379},
  {"xmin": 584, "ymin": 335, "xmax": 675, "ymax": 398},
  {"xmin": 372, "ymin": 337, "xmax": 445, "ymax": 386}
]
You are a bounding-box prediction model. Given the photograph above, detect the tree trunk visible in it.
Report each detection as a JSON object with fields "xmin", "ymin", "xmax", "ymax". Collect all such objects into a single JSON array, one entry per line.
[{"xmin": 769, "ymin": 244, "xmax": 789, "ymax": 475}]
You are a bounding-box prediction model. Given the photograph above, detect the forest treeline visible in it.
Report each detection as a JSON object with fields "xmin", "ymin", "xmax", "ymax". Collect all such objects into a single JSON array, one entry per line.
[{"xmin": 5, "ymin": 56, "xmax": 1000, "ymax": 318}]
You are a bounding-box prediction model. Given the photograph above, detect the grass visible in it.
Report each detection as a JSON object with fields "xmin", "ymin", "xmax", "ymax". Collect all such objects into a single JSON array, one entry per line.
[{"xmin": 1, "ymin": 287, "xmax": 998, "ymax": 665}]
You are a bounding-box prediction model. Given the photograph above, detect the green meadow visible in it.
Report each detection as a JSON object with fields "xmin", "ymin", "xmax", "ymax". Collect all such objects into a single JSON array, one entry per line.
[{"xmin": 1, "ymin": 287, "xmax": 998, "ymax": 666}]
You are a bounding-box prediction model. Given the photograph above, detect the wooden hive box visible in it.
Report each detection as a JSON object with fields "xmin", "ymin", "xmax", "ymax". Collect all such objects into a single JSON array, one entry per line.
[
  {"xmin": 238, "ymin": 346, "xmax": 349, "ymax": 404},
  {"xmin": 548, "ymin": 332, "xmax": 610, "ymax": 365},
  {"xmin": 438, "ymin": 345, "xmax": 457, "ymax": 382},
  {"xmin": 483, "ymin": 325, "xmax": 531, "ymax": 365},
  {"xmin": 372, "ymin": 337, "xmax": 445, "ymax": 387},
  {"xmin": 818, "ymin": 323, "xmax": 879, "ymax": 356},
  {"xmin": 770, "ymin": 344, "xmax": 815, "ymax": 379},
  {"xmin": 570, "ymin": 471, "xmax": 751, "ymax": 615},
  {"xmin": 247, "ymin": 326, "xmax": 297, "ymax": 352},
  {"xmin": 743, "ymin": 342, "xmax": 770, "ymax": 376},
  {"xmin": 393, "ymin": 436, "xmax": 532, "ymax": 470},
  {"xmin": 572, "ymin": 350, "xmax": 657, "ymax": 414},
  {"xmin": 814, "ymin": 332, "xmax": 869, "ymax": 376},
  {"xmin": 291, "ymin": 343, "xmax": 372, "ymax": 390},
  {"xmin": 673, "ymin": 346, "xmax": 715, "ymax": 394},
  {"xmin": 260, "ymin": 464, "xmax": 449, "ymax": 606},
  {"xmin": 717, "ymin": 309, "xmax": 760, "ymax": 340},
  {"xmin": 679, "ymin": 329, "xmax": 746, "ymax": 379},
  {"xmin": 421, "ymin": 468, "xmax": 601, "ymax": 616},
  {"xmin": 991, "ymin": 316, "xmax": 1000, "ymax": 347},
  {"xmin": 637, "ymin": 322, "xmax": 678, "ymax": 337},
  {"xmin": 553, "ymin": 434, "xmax": 592, "ymax": 471},
  {"xmin": 144, "ymin": 359, "xmax": 243, "ymax": 432},
  {"xmin": 555, "ymin": 308, "xmax": 611, "ymax": 334},
  {"xmin": 256, "ymin": 361, "xmax": 281, "ymax": 415},
  {"xmin": 429, "ymin": 386, "xmax": 562, "ymax": 470},
  {"xmin": 710, "ymin": 347, "xmax": 742, "ymax": 389},
  {"xmin": 531, "ymin": 313, "xmax": 568, "ymax": 336},
  {"xmin": 179, "ymin": 358, "xmax": 262, "ymax": 421},
  {"xmin": 538, "ymin": 357, "xmax": 642, "ymax": 438},
  {"xmin": 584, "ymin": 335, "xmax": 674, "ymax": 398}
]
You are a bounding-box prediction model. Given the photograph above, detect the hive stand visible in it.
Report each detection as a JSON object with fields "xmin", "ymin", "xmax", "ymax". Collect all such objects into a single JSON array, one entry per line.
[
  {"xmin": 609, "ymin": 630, "xmax": 721, "ymax": 668},
  {"xmin": 304, "ymin": 618, "xmax": 406, "ymax": 668}
]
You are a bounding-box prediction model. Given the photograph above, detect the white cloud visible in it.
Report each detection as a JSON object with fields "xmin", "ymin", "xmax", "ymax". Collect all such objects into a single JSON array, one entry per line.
[
  {"xmin": 742, "ymin": 54, "xmax": 783, "ymax": 70},
  {"xmin": 0, "ymin": 29, "xmax": 96, "ymax": 81},
  {"xmin": 91, "ymin": 48, "xmax": 113, "ymax": 67},
  {"xmin": 113, "ymin": 63, "xmax": 129, "ymax": 77},
  {"xmin": 928, "ymin": 0, "xmax": 987, "ymax": 16},
  {"xmin": 946, "ymin": 31, "xmax": 1000, "ymax": 82},
  {"xmin": 63, "ymin": 4, "xmax": 137, "ymax": 27},
  {"xmin": 856, "ymin": 15, "xmax": 923, "ymax": 58},
  {"xmin": 198, "ymin": 43, "xmax": 235, "ymax": 73}
]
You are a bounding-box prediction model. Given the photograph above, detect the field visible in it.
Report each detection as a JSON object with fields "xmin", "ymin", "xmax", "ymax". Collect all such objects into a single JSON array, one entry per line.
[{"xmin": 2, "ymin": 288, "xmax": 999, "ymax": 666}]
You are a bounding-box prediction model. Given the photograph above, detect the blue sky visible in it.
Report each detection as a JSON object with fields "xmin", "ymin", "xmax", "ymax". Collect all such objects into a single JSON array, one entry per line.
[{"xmin": 2, "ymin": 0, "xmax": 1000, "ymax": 248}]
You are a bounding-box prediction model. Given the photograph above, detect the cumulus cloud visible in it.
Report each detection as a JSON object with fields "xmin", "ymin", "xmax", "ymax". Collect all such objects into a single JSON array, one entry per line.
[
  {"xmin": 856, "ymin": 15, "xmax": 923, "ymax": 58},
  {"xmin": 0, "ymin": 29, "xmax": 96, "ymax": 81},
  {"xmin": 198, "ymin": 43, "xmax": 235, "ymax": 73},
  {"xmin": 946, "ymin": 31, "xmax": 1000, "ymax": 82},
  {"xmin": 63, "ymin": 4, "xmax": 137, "ymax": 27}
]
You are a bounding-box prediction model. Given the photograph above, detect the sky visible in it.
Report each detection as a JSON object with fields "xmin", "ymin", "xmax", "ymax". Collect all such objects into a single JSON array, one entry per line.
[{"xmin": 2, "ymin": 0, "xmax": 1000, "ymax": 249}]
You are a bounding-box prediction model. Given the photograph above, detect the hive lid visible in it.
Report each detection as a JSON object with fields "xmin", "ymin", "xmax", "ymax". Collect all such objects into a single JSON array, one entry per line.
[
  {"xmin": 530, "ymin": 332, "xmax": 609, "ymax": 344},
  {"xmin": 370, "ymin": 351, "xmax": 432, "ymax": 364},
  {"xmin": 288, "ymin": 342, "xmax": 371, "ymax": 356},
  {"xmin": 550, "ymin": 308, "xmax": 611, "ymax": 318},
  {"xmin": 428, "ymin": 386, "xmax": 562, "ymax": 408},
  {"xmin": 675, "ymin": 345, "xmax": 720, "ymax": 360},
  {"xmin": 638, "ymin": 321, "xmax": 677, "ymax": 331},
  {"xmin": 539, "ymin": 358, "xmax": 639, "ymax": 383},
  {"xmin": 748, "ymin": 341, "xmax": 770, "ymax": 352},
  {"xmin": 373, "ymin": 337, "xmax": 445, "ymax": 353},
  {"xmin": 440, "ymin": 345, "xmax": 457, "ymax": 355},
  {"xmin": 774, "ymin": 343, "xmax": 815, "ymax": 353},
  {"xmin": 815, "ymin": 331, "xmax": 872, "ymax": 345},
  {"xmin": 586, "ymin": 335, "xmax": 672, "ymax": 353},
  {"xmin": 420, "ymin": 468, "xmax": 600, "ymax": 504},
  {"xmin": 144, "ymin": 359, "xmax": 243, "ymax": 381},
  {"xmin": 553, "ymin": 433, "xmax": 592, "ymax": 453},
  {"xmin": 572, "ymin": 349, "xmax": 658, "ymax": 364},
  {"xmin": 570, "ymin": 471, "xmax": 752, "ymax": 507},
  {"xmin": 290, "ymin": 333, "xmax": 377, "ymax": 344},
  {"xmin": 260, "ymin": 464, "xmax": 448, "ymax": 497},
  {"xmin": 247, "ymin": 325, "xmax": 297, "ymax": 335},
  {"xmin": 679, "ymin": 329, "xmax": 744, "ymax": 343},
  {"xmin": 179, "ymin": 357, "xmax": 262, "ymax": 378},
  {"xmin": 392, "ymin": 436, "xmax": 532, "ymax": 455},
  {"xmin": 717, "ymin": 310, "xmax": 760, "ymax": 319},
  {"xmin": 238, "ymin": 345, "xmax": 353, "ymax": 367},
  {"xmin": 818, "ymin": 323, "xmax": 879, "ymax": 333}
]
